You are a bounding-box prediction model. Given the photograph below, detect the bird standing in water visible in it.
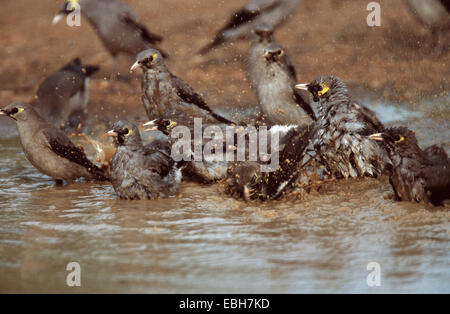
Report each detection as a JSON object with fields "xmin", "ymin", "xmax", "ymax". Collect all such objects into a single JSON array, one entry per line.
[
  {"xmin": 107, "ymin": 120, "xmax": 181, "ymax": 200},
  {"xmin": 0, "ymin": 103, "xmax": 107, "ymax": 184},
  {"xmin": 370, "ymin": 127, "xmax": 450, "ymax": 206},
  {"xmin": 296, "ymin": 75, "xmax": 390, "ymax": 179}
]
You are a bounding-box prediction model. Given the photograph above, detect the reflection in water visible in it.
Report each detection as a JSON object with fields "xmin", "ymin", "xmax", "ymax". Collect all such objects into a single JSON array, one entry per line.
[{"xmin": 0, "ymin": 100, "xmax": 449, "ymax": 293}]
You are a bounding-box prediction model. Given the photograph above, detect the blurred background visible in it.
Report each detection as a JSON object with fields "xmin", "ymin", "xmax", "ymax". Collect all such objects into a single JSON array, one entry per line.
[{"xmin": 0, "ymin": 0, "xmax": 448, "ymax": 125}]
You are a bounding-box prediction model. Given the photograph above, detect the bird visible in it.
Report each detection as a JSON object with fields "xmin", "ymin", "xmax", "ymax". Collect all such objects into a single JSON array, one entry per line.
[
  {"xmin": 369, "ymin": 126, "xmax": 450, "ymax": 206},
  {"xmin": 52, "ymin": 0, "xmax": 167, "ymax": 67},
  {"xmin": 0, "ymin": 103, "xmax": 108, "ymax": 184},
  {"xmin": 295, "ymin": 75, "xmax": 391, "ymax": 179},
  {"xmin": 198, "ymin": 0, "xmax": 301, "ymax": 54},
  {"xmin": 35, "ymin": 57, "xmax": 99, "ymax": 132},
  {"xmin": 224, "ymin": 124, "xmax": 314, "ymax": 200},
  {"xmin": 131, "ymin": 48, "xmax": 237, "ymax": 130},
  {"xmin": 246, "ymin": 28, "xmax": 316, "ymax": 125},
  {"xmin": 107, "ymin": 120, "xmax": 181, "ymax": 200},
  {"xmin": 404, "ymin": 0, "xmax": 450, "ymax": 56}
]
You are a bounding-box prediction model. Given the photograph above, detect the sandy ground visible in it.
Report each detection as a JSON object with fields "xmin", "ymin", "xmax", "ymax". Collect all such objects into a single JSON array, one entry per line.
[{"xmin": 0, "ymin": 0, "xmax": 448, "ymax": 127}]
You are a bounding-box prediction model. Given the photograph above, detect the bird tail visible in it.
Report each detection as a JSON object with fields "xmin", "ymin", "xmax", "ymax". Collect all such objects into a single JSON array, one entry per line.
[
  {"xmin": 197, "ymin": 35, "xmax": 224, "ymax": 55},
  {"xmin": 86, "ymin": 164, "xmax": 109, "ymax": 182}
]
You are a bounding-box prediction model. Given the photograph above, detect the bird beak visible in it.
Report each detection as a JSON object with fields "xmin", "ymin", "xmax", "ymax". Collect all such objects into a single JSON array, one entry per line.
[
  {"xmin": 263, "ymin": 51, "xmax": 271, "ymax": 59},
  {"xmin": 368, "ymin": 133, "xmax": 384, "ymax": 141},
  {"xmin": 106, "ymin": 130, "xmax": 118, "ymax": 137},
  {"xmin": 52, "ymin": 13, "xmax": 65, "ymax": 25},
  {"xmin": 295, "ymin": 83, "xmax": 309, "ymax": 91},
  {"xmin": 0, "ymin": 109, "xmax": 7, "ymax": 116},
  {"xmin": 130, "ymin": 61, "xmax": 141, "ymax": 73},
  {"xmin": 143, "ymin": 120, "xmax": 157, "ymax": 132}
]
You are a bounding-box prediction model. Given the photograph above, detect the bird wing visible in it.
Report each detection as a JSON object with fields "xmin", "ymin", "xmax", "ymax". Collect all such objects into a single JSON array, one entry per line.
[
  {"xmin": 120, "ymin": 13, "xmax": 163, "ymax": 43},
  {"xmin": 170, "ymin": 73, "xmax": 236, "ymax": 124},
  {"xmin": 141, "ymin": 146, "xmax": 174, "ymax": 178},
  {"xmin": 42, "ymin": 128, "xmax": 106, "ymax": 180},
  {"xmin": 197, "ymin": 0, "xmax": 280, "ymax": 54}
]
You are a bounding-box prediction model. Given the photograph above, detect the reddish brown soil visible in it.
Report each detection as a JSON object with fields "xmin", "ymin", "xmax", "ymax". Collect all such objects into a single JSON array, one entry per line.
[{"xmin": 0, "ymin": 0, "xmax": 448, "ymax": 127}]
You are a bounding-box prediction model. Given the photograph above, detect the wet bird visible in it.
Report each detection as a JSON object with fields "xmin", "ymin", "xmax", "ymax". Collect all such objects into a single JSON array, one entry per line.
[
  {"xmin": 0, "ymin": 103, "xmax": 107, "ymax": 183},
  {"xmin": 224, "ymin": 124, "xmax": 314, "ymax": 200},
  {"xmin": 35, "ymin": 58, "xmax": 99, "ymax": 132},
  {"xmin": 107, "ymin": 120, "xmax": 181, "ymax": 200},
  {"xmin": 53, "ymin": 0, "xmax": 167, "ymax": 66},
  {"xmin": 247, "ymin": 31, "xmax": 315, "ymax": 125},
  {"xmin": 131, "ymin": 49, "xmax": 236, "ymax": 130},
  {"xmin": 370, "ymin": 127, "xmax": 450, "ymax": 206},
  {"xmin": 198, "ymin": 0, "xmax": 301, "ymax": 54},
  {"xmin": 296, "ymin": 75, "xmax": 391, "ymax": 179},
  {"xmin": 404, "ymin": 0, "xmax": 450, "ymax": 56}
]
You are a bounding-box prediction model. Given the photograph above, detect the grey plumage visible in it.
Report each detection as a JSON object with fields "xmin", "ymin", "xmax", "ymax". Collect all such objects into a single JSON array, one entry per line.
[
  {"xmin": 108, "ymin": 120, "xmax": 180, "ymax": 200},
  {"xmin": 132, "ymin": 49, "xmax": 236, "ymax": 130},
  {"xmin": 247, "ymin": 26, "xmax": 315, "ymax": 125},
  {"xmin": 296, "ymin": 76, "xmax": 391, "ymax": 179},
  {"xmin": 0, "ymin": 103, "xmax": 107, "ymax": 183},
  {"xmin": 198, "ymin": 0, "xmax": 301, "ymax": 54},
  {"xmin": 53, "ymin": 0, "xmax": 166, "ymax": 61},
  {"xmin": 36, "ymin": 58, "xmax": 99, "ymax": 131}
]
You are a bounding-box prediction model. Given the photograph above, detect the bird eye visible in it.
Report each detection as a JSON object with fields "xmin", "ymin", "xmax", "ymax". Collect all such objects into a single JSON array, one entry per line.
[
  {"xmin": 318, "ymin": 84, "xmax": 330, "ymax": 96},
  {"xmin": 11, "ymin": 108, "xmax": 18, "ymax": 114},
  {"xmin": 278, "ymin": 49, "xmax": 284, "ymax": 56},
  {"xmin": 124, "ymin": 128, "xmax": 133, "ymax": 137},
  {"xmin": 394, "ymin": 135, "xmax": 405, "ymax": 144}
]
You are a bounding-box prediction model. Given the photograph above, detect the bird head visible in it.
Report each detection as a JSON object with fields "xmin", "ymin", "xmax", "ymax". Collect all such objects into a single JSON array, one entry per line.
[
  {"xmin": 252, "ymin": 23, "xmax": 274, "ymax": 43},
  {"xmin": 130, "ymin": 49, "xmax": 165, "ymax": 72},
  {"xmin": 53, "ymin": 0, "xmax": 79, "ymax": 24},
  {"xmin": 143, "ymin": 119, "xmax": 177, "ymax": 136},
  {"xmin": 296, "ymin": 75, "xmax": 348, "ymax": 103},
  {"xmin": 106, "ymin": 120, "xmax": 142, "ymax": 147},
  {"xmin": 263, "ymin": 43, "xmax": 285, "ymax": 63},
  {"xmin": 0, "ymin": 103, "xmax": 37, "ymax": 122},
  {"xmin": 369, "ymin": 127, "xmax": 418, "ymax": 153}
]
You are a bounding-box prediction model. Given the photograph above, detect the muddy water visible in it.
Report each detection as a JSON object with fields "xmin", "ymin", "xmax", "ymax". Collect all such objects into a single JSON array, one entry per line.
[{"xmin": 0, "ymin": 100, "xmax": 449, "ymax": 293}]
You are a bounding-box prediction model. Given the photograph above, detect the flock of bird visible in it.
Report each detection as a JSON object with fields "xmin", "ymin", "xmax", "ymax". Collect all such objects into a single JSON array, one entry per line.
[{"xmin": 0, "ymin": 0, "xmax": 449, "ymax": 206}]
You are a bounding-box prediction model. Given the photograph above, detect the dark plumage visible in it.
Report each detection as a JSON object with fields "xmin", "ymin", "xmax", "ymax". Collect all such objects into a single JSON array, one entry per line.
[
  {"xmin": 296, "ymin": 75, "xmax": 391, "ymax": 179},
  {"xmin": 53, "ymin": 0, "xmax": 167, "ymax": 63},
  {"xmin": 198, "ymin": 0, "xmax": 301, "ymax": 54},
  {"xmin": 107, "ymin": 120, "xmax": 180, "ymax": 200},
  {"xmin": 0, "ymin": 103, "xmax": 107, "ymax": 183},
  {"xmin": 35, "ymin": 58, "xmax": 99, "ymax": 131},
  {"xmin": 370, "ymin": 127, "xmax": 450, "ymax": 206},
  {"xmin": 131, "ymin": 49, "xmax": 236, "ymax": 129},
  {"xmin": 247, "ymin": 28, "xmax": 315, "ymax": 125},
  {"xmin": 224, "ymin": 125, "xmax": 314, "ymax": 200}
]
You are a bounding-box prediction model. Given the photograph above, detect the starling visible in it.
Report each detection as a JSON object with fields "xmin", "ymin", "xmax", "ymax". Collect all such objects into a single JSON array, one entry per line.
[
  {"xmin": 35, "ymin": 58, "xmax": 99, "ymax": 132},
  {"xmin": 0, "ymin": 103, "xmax": 107, "ymax": 183},
  {"xmin": 198, "ymin": 0, "xmax": 301, "ymax": 54},
  {"xmin": 404, "ymin": 0, "xmax": 450, "ymax": 56},
  {"xmin": 224, "ymin": 124, "xmax": 314, "ymax": 200},
  {"xmin": 131, "ymin": 49, "xmax": 236, "ymax": 129},
  {"xmin": 296, "ymin": 75, "xmax": 391, "ymax": 179},
  {"xmin": 247, "ymin": 34, "xmax": 315, "ymax": 125},
  {"xmin": 369, "ymin": 127, "xmax": 450, "ymax": 206},
  {"xmin": 52, "ymin": 0, "xmax": 167, "ymax": 65},
  {"xmin": 107, "ymin": 120, "xmax": 181, "ymax": 200}
]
